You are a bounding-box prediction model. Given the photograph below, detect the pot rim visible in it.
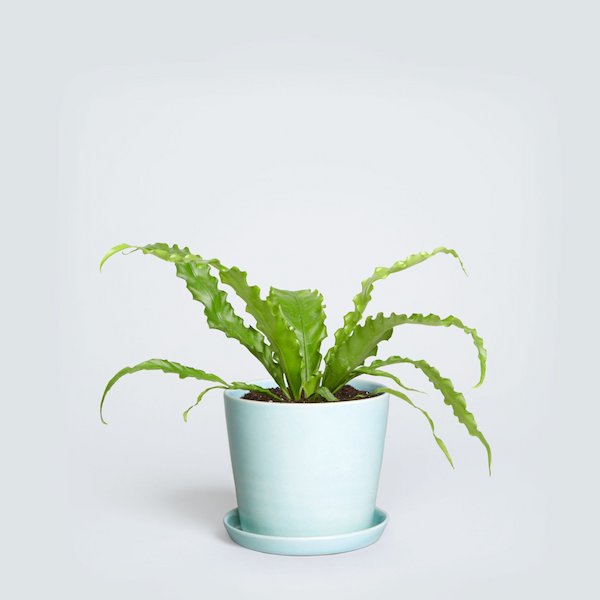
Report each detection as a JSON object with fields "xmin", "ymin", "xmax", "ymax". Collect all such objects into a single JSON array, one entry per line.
[{"xmin": 224, "ymin": 376, "xmax": 387, "ymax": 406}]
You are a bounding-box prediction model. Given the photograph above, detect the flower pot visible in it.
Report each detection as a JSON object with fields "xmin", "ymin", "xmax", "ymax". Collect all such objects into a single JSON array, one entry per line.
[{"xmin": 223, "ymin": 378, "xmax": 389, "ymax": 554}]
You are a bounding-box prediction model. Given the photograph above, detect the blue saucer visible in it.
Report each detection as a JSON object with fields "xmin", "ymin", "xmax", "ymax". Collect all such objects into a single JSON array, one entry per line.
[{"xmin": 223, "ymin": 508, "xmax": 388, "ymax": 555}]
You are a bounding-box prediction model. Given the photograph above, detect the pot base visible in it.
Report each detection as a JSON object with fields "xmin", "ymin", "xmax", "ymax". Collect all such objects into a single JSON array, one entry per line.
[{"xmin": 223, "ymin": 507, "xmax": 388, "ymax": 556}]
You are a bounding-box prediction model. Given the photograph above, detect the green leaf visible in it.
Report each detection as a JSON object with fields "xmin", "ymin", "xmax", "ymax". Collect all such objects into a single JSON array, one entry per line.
[
  {"xmin": 228, "ymin": 382, "xmax": 282, "ymax": 402},
  {"xmin": 219, "ymin": 267, "xmax": 303, "ymax": 399},
  {"xmin": 315, "ymin": 386, "xmax": 339, "ymax": 402},
  {"xmin": 100, "ymin": 243, "xmax": 285, "ymax": 389},
  {"xmin": 353, "ymin": 365, "xmax": 424, "ymax": 394},
  {"xmin": 392, "ymin": 313, "xmax": 486, "ymax": 387},
  {"xmin": 326, "ymin": 247, "xmax": 466, "ymax": 360},
  {"xmin": 100, "ymin": 359, "xmax": 227, "ymax": 424},
  {"xmin": 379, "ymin": 386, "xmax": 454, "ymax": 467},
  {"xmin": 100, "ymin": 242, "xmax": 221, "ymax": 270},
  {"xmin": 369, "ymin": 356, "xmax": 492, "ymax": 473},
  {"xmin": 353, "ymin": 366, "xmax": 453, "ymax": 466},
  {"xmin": 268, "ymin": 288, "xmax": 327, "ymax": 397},
  {"xmin": 323, "ymin": 312, "xmax": 486, "ymax": 392},
  {"xmin": 173, "ymin": 260, "xmax": 284, "ymax": 388},
  {"xmin": 183, "ymin": 385, "xmax": 228, "ymax": 422},
  {"xmin": 100, "ymin": 243, "xmax": 134, "ymax": 271},
  {"xmin": 323, "ymin": 312, "xmax": 393, "ymax": 392}
]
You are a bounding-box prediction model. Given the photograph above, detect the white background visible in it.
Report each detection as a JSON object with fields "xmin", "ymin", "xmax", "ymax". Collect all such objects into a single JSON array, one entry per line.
[{"xmin": 2, "ymin": 1, "xmax": 599, "ymax": 598}]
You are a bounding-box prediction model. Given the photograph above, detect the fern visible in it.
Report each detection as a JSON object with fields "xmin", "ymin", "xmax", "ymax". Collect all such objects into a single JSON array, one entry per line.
[{"xmin": 100, "ymin": 243, "xmax": 491, "ymax": 470}]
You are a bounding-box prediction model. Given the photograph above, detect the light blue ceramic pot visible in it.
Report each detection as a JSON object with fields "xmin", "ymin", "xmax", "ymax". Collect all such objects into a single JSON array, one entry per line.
[{"xmin": 224, "ymin": 378, "xmax": 389, "ymax": 538}]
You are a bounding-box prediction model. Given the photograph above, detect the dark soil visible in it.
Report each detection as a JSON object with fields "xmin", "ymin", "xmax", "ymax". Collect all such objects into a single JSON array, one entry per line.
[{"xmin": 242, "ymin": 384, "xmax": 382, "ymax": 403}]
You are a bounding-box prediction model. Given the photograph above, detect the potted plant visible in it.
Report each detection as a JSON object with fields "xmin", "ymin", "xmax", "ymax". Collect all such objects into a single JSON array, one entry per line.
[{"xmin": 100, "ymin": 243, "xmax": 490, "ymax": 555}]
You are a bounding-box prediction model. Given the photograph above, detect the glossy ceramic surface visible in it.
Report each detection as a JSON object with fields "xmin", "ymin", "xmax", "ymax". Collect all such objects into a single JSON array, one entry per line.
[
  {"xmin": 224, "ymin": 378, "xmax": 389, "ymax": 544},
  {"xmin": 223, "ymin": 507, "xmax": 388, "ymax": 555}
]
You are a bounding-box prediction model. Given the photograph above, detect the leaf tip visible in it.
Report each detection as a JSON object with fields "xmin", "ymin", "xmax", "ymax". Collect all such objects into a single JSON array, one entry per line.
[
  {"xmin": 447, "ymin": 248, "xmax": 468, "ymax": 276},
  {"xmin": 100, "ymin": 396, "xmax": 108, "ymax": 424},
  {"xmin": 485, "ymin": 445, "xmax": 493, "ymax": 475},
  {"xmin": 473, "ymin": 371, "xmax": 486, "ymax": 389},
  {"xmin": 99, "ymin": 243, "xmax": 134, "ymax": 272}
]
